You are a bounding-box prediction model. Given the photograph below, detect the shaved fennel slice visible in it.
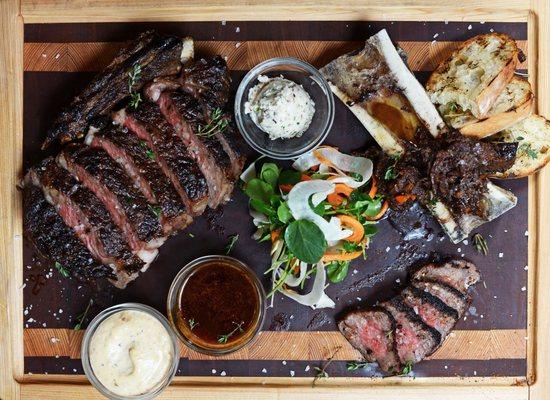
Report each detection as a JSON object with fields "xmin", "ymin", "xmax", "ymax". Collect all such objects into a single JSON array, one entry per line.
[
  {"xmin": 284, "ymin": 261, "xmax": 308, "ymax": 287},
  {"xmin": 287, "ymin": 180, "xmax": 352, "ymax": 243},
  {"xmin": 281, "ymin": 261, "xmax": 334, "ymax": 309},
  {"xmin": 240, "ymin": 155, "xmax": 265, "ymax": 183},
  {"xmin": 292, "ymin": 147, "xmax": 373, "ymax": 188}
]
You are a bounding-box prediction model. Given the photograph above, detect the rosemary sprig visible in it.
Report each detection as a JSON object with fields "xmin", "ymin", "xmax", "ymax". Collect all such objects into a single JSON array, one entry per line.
[
  {"xmin": 312, "ymin": 346, "xmax": 342, "ymax": 387},
  {"xmin": 188, "ymin": 318, "xmax": 198, "ymax": 330},
  {"xmin": 217, "ymin": 321, "xmax": 244, "ymax": 344},
  {"xmin": 346, "ymin": 361, "xmax": 370, "ymax": 371},
  {"xmin": 54, "ymin": 261, "xmax": 70, "ymax": 278},
  {"xmin": 127, "ymin": 63, "xmax": 142, "ymax": 109},
  {"xmin": 74, "ymin": 299, "xmax": 93, "ymax": 331},
  {"xmin": 473, "ymin": 233, "xmax": 488, "ymax": 256},
  {"xmin": 225, "ymin": 234, "xmax": 239, "ymax": 255},
  {"xmin": 196, "ymin": 108, "xmax": 229, "ymax": 138}
]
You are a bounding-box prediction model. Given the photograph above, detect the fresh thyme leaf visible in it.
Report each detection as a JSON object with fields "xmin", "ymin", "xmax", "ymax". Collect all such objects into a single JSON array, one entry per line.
[
  {"xmin": 225, "ymin": 234, "xmax": 239, "ymax": 255},
  {"xmin": 326, "ymin": 261, "xmax": 350, "ymax": 283},
  {"xmin": 384, "ymin": 153, "xmax": 401, "ymax": 181},
  {"xmin": 188, "ymin": 318, "xmax": 198, "ymax": 330},
  {"xmin": 312, "ymin": 346, "xmax": 341, "ymax": 387},
  {"xmin": 401, "ymin": 361, "xmax": 413, "ymax": 375},
  {"xmin": 54, "ymin": 261, "xmax": 70, "ymax": 278},
  {"xmin": 127, "ymin": 63, "xmax": 143, "ymax": 109},
  {"xmin": 148, "ymin": 204, "xmax": 162, "ymax": 218},
  {"xmin": 196, "ymin": 107, "xmax": 229, "ymax": 138},
  {"xmin": 346, "ymin": 361, "xmax": 370, "ymax": 371},
  {"xmin": 129, "ymin": 92, "xmax": 142, "ymax": 109},
  {"xmin": 313, "ymin": 366, "xmax": 329, "ymax": 378},
  {"xmin": 473, "ymin": 233, "xmax": 488, "ymax": 256},
  {"xmin": 217, "ymin": 321, "xmax": 244, "ymax": 343},
  {"xmin": 448, "ymin": 102, "xmax": 458, "ymax": 112},
  {"xmin": 145, "ymin": 148, "xmax": 156, "ymax": 160},
  {"xmin": 74, "ymin": 299, "xmax": 93, "ymax": 331}
]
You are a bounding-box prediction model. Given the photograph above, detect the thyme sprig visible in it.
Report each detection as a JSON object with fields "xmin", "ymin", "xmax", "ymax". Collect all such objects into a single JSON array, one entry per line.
[
  {"xmin": 128, "ymin": 63, "xmax": 143, "ymax": 109},
  {"xmin": 473, "ymin": 233, "xmax": 488, "ymax": 256},
  {"xmin": 197, "ymin": 108, "xmax": 229, "ymax": 138},
  {"xmin": 217, "ymin": 321, "xmax": 244, "ymax": 344},
  {"xmin": 312, "ymin": 346, "xmax": 342, "ymax": 387},
  {"xmin": 54, "ymin": 261, "xmax": 70, "ymax": 278},
  {"xmin": 225, "ymin": 234, "xmax": 239, "ymax": 255},
  {"xmin": 188, "ymin": 318, "xmax": 198, "ymax": 330},
  {"xmin": 74, "ymin": 299, "xmax": 93, "ymax": 331},
  {"xmin": 346, "ymin": 361, "xmax": 370, "ymax": 371}
]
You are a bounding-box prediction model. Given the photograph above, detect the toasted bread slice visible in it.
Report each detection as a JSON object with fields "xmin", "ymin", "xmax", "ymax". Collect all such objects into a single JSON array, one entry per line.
[
  {"xmin": 427, "ymin": 33, "xmax": 520, "ymax": 119},
  {"xmin": 491, "ymin": 115, "xmax": 550, "ymax": 178},
  {"xmin": 438, "ymin": 77, "xmax": 533, "ymax": 138}
]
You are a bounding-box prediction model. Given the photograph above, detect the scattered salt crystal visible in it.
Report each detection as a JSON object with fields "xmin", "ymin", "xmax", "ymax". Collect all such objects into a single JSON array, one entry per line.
[
  {"xmin": 356, "ymin": 297, "xmax": 362, "ymax": 301},
  {"xmin": 58, "ymin": 309, "xmax": 63, "ymax": 314},
  {"xmin": 50, "ymin": 337, "xmax": 60, "ymax": 343},
  {"xmin": 525, "ymin": 230, "xmax": 529, "ymax": 237},
  {"xmin": 290, "ymin": 370, "xmax": 295, "ymax": 377},
  {"xmin": 490, "ymin": 28, "xmax": 495, "ymax": 32},
  {"xmin": 282, "ymin": 360, "xmax": 287, "ymax": 365},
  {"xmin": 463, "ymin": 240, "xmax": 469, "ymax": 245},
  {"xmin": 305, "ymin": 365, "xmax": 310, "ymax": 372},
  {"xmin": 444, "ymin": 21, "xmax": 449, "ymax": 24},
  {"xmin": 444, "ymin": 365, "xmax": 448, "ymax": 369},
  {"xmin": 431, "ymin": 40, "xmax": 437, "ymax": 45},
  {"xmin": 498, "ymin": 253, "xmax": 504, "ymax": 258},
  {"xmin": 524, "ymin": 265, "xmax": 528, "ymax": 271},
  {"xmin": 72, "ymin": 369, "xmax": 77, "ymax": 372},
  {"xmin": 467, "ymin": 24, "xmax": 472, "ymax": 30},
  {"xmin": 221, "ymin": 20, "xmax": 226, "ymax": 25},
  {"xmin": 473, "ymin": 371, "xmax": 477, "ymax": 376},
  {"xmin": 521, "ymin": 286, "xmax": 526, "ymax": 292},
  {"xmin": 494, "ymin": 295, "xmax": 498, "ymax": 299},
  {"xmin": 261, "ymin": 368, "xmax": 267, "ymax": 373},
  {"xmin": 235, "ymin": 42, "xmax": 241, "ymax": 48},
  {"xmin": 395, "ymin": 278, "xmax": 401, "ymax": 283},
  {"xmin": 24, "ymin": 309, "xmax": 28, "ymax": 316},
  {"xmin": 235, "ymin": 27, "xmax": 240, "ymax": 33},
  {"xmin": 504, "ymin": 229, "xmax": 508, "ymax": 233},
  {"xmin": 480, "ymin": 21, "xmax": 485, "ymax": 24},
  {"xmin": 42, "ymin": 323, "xmax": 46, "ymax": 327},
  {"xmin": 352, "ymin": 269, "xmax": 358, "ymax": 275},
  {"xmin": 41, "ymin": 53, "xmax": 47, "ymax": 58},
  {"xmin": 212, "ymin": 369, "xmax": 217, "ymax": 374},
  {"xmin": 457, "ymin": 248, "xmax": 462, "ymax": 252},
  {"xmin": 433, "ymin": 33, "xmax": 439, "ymax": 38},
  {"xmin": 385, "ymin": 247, "xmax": 391, "ymax": 252},
  {"xmin": 55, "ymin": 355, "xmax": 59, "ymax": 359},
  {"xmin": 220, "ymin": 371, "xmax": 227, "ymax": 376}
]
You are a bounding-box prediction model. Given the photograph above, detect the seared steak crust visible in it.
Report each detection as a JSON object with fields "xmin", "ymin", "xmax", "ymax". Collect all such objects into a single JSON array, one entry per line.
[
  {"xmin": 43, "ymin": 31, "xmax": 183, "ymax": 149},
  {"xmin": 412, "ymin": 279, "xmax": 470, "ymax": 316},
  {"xmin": 24, "ymin": 184, "xmax": 111, "ymax": 279},
  {"xmin": 413, "ymin": 260, "xmax": 481, "ymax": 294}
]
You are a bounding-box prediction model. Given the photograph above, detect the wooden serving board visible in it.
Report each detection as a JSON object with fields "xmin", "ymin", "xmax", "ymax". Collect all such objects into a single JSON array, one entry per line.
[{"xmin": 2, "ymin": 2, "xmax": 550, "ymax": 400}]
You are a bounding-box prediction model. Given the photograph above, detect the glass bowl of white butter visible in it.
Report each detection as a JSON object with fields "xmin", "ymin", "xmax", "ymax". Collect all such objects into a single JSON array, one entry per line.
[{"xmin": 235, "ymin": 57, "xmax": 335, "ymax": 159}]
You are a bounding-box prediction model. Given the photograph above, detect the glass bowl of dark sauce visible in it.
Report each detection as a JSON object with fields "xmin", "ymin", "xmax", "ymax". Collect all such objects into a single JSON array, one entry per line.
[{"xmin": 167, "ymin": 255, "xmax": 265, "ymax": 355}]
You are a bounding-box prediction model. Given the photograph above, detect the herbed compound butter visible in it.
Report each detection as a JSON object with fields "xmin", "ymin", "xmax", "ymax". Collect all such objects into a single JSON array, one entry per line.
[
  {"xmin": 245, "ymin": 75, "xmax": 315, "ymax": 140},
  {"xmin": 89, "ymin": 310, "xmax": 174, "ymax": 397}
]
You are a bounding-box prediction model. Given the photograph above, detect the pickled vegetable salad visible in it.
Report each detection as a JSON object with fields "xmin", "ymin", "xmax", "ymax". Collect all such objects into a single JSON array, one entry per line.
[{"xmin": 241, "ymin": 147, "xmax": 388, "ymax": 308}]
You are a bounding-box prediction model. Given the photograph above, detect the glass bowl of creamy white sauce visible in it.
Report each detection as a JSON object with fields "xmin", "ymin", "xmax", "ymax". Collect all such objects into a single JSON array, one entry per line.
[
  {"xmin": 81, "ymin": 303, "xmax": 179, "ymax": 400},
  {"xmin": 235, "ymin": 57, "xmax": 335, "ymax": 159}
]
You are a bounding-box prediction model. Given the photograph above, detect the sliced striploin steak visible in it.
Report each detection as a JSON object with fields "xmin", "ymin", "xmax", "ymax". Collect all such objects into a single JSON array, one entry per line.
[
  {"xmin": 24, "ymin": 184, "xmax": 111, "ymax": 280},
  {"xmin": 43, "ymin": 32, "xmax": 190, "ymax": 149},
  {"xmin": 115, "ymin": 104, "xmax": 209, "ymax": 215},
  {"xmin": 338, "ymin": 308, "xmax": 401, "ymax": 373},
  {"xmin": 26, "ymin": 159, "xmax": 143, "ymax": 287},
  {"xmin": 58, "ymin": 144, "xmax": 165, "ymax": 263},
  {"xmin": 339, "ymin": 259, "xmax": 479, "ymax": 374},
  {"xmin": 86, "ymin": 124, "xmax": 192, "ymax": 234}
]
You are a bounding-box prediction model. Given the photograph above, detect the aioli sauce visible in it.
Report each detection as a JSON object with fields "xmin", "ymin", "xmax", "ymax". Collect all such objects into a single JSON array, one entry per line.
[
  {"xmin": 176, "ymin": 260, "xmax": 261, "ymax": 348},
  {"xmin": 89, "ymin": 310, "xmax": 174, "ymax": 397}
]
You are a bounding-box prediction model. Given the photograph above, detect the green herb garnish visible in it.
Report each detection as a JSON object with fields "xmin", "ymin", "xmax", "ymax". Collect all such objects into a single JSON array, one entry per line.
[
  {"xmin": 127, "ymin": 63, "xmax": 142, "ymax": 109},
  {"xmin": 401, "ymin": 361, "xmax": 413, "ymax": 375},
  {"xmin": 473, "ymin": 233, "xmax": 488, "ymax": 256},
  {"xmin": 217, "ymin": 321, "xmax": 244, "ymax": 344},
  {"xmin": 312, "ymin": 346, "xmax": 341, "ymax": 387},
  {"xmin": 519, "ymin": 142, "xmax": 538, "ymax": 159},
  {"xmin": 384, "ymin": 153, "xmax": 401, "ymax": 181},
  {"xmin": 197, "ymin": 108, "xmax": 229, "ymax": 138},
  {"xmin": 145, "ymin": 148, "xmax": 156, "ymax": 160},
  {"xmin": 326, "ymin": 260, "xmax": 350, "ymax": 283},
  {"xmin": 284, "ymin": 219, "xmax": 327, "ymax": 264},
  {"xmin": 74, "ymin": 299, "xmax": 93, "ymax": 331},
  {"xmin": 54, "ymin": 261, "xmax": 70, "ymax": 278},
  {"xmin": 346, "ymin": 361, "xmax": 370, "ymax": 371},
  {"xmin": 225, "ymin": 234, "xmax": 239, "ymax": 255},
  {"xmin": 188, "ymin": 318, "xmax": 198, "ymax": 330},
  {"xmin": 148, "ymin": 204, "xmax": 162, "ymax": 218}
]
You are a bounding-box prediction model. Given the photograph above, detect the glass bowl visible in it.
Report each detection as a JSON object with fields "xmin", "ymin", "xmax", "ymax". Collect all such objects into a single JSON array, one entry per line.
[
  {"xmin": 166, "ymin": 255, "xmax": 266, "ymax": 356},
  {"xmin": 81, "ymin": 303, "xmax": 179, "ymax": 400},
  {"xmin": 234, "ymin": 57, "xmax": 335, "ymax": 160}
]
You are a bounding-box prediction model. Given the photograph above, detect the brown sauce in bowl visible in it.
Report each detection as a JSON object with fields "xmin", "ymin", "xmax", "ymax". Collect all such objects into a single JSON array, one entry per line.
[{"xmin": 170, "ymin": 257, "xmax": 264, "ymax": 353}]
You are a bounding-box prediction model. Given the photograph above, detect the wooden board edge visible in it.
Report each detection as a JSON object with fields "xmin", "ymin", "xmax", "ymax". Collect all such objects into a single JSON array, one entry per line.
[
  {"xmin": 529, "ymin": 1, "xmax": 550, "ymax": 399},
  {"xmin": 18, "ymin": 382, "xmax": 529, "ymax": 400},
  {"xmin": 0, "ymin": 0, "xmax": 23, "ymax": 399},
  {"xmin": 19, "ymin": 0, "xmax": 530, "ymax": 23}
]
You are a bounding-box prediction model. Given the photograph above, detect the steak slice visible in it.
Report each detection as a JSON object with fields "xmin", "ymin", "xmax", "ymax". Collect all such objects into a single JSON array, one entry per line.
[
  {"xmin": 338, "ymin": 308, "xmax": 401, "ymax": 373},
  {"xmin": 58, "ymin": 144, "xmax": 164, "ymax": 263},
  {"xmin": 413, "ymin": 260, "xmax": 480, "ymax": 294},
  {"xmin": 401, "ymin": 286, "xmax": 459, "ymax": 338},
  {"xmin": 156, "ymin": 90, "xmax": 232, "ymax": 207},
  {"xmin": 27, "ymin": 159, "xmax": 143, "ymax": 288},
  {"xmin": 43, "ymin": 32, "xmax": 187, "ymax": 149},
  {"xmin": 86, "ymin": 125, "xmax": 192, "ymax": 233},
  {"xmin": 116, "ymin": 105, "xmax": 209, "ymax": 215},
  {"xmin": 380, "ymin": 297, "xmax": 441, "ymax": 365},
  {"xmin": 23, "ymin": 184, "xmax": 110, "ymax": 280},
  {"xmin": 412, "ymin": 280, "xmax": 470, "ymax": 316}
]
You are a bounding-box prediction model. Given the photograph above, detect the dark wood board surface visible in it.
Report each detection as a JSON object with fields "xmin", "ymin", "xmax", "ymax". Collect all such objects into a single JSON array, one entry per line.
[{"xmin": 22, "ymin": 20, "xmax": 528, "ymax": 379}]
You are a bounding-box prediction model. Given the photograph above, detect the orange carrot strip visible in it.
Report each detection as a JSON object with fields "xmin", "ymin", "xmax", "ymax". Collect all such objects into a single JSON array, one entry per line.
[
  {"xmin": 322, "ymin": 250, "xmax": 363, "ymax": 262},
  {"xmin": 337, "ymin": 215, "xmax": 365, "ymax": 243},
  {"xmin": 365, "ymin": 200, "xmax": 389, "ymax": 221},
  {"xmin": 313, "ymin": 150, "xmax": 335, "ymax": 168},
  {"xmin": 279, "ymin": 184, "xmax": 294, "ymax": 193},
  {"xmin": 395, "ymin": 194, "xmax": 416, "ymax": 204},
  {"xmin": 327, "ymin": 193, "xmax": 345, "ymax": 207},
  {"xmin": 270, "ymin": 230, "xmax": 281, "ymax": 243},
  {"xmin": 368, "ymin": 177, "xmax": 378, "ymax": 199},
  {"xmin": 327, "ymin": 184, "xmax": 354, "ymax": 207},
  {"xmin": 300, "ymin": 174, "xmax": 312, "ymax": 181}
]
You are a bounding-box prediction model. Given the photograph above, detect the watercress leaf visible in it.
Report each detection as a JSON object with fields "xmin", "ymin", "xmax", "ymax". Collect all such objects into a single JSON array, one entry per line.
[
  {"xmin": 284, "ymin": 219, "xmax": 327, "ymax": 264},
  {"xmin": 326, "ymin": 261, "xmax": 349, "ymax": 283},
  {"xmin": 363, "ymin": 198, "xmax": 383, "ymax": 217},
  {"xmin": 278, "ymin": 170, "xmax": 302, "ymax": 186},
  {"xmin": 309, "ymin": 196, "xmax": 327, "ymax": 216},
  {"xmin": 270, "ymin": 194, "xmax": 282, "ymax": 207},
  {"xmin": 364, "ymin": 224, "xmax": 378, "ymax": 237},
  {"xmin": 260, "ymin": 163, "xmax": 280, "ymax": 188},
  {"xmin": 277, "ymin": 202, "xmax": 292, "ymax": 224},
  {"xmin": 245, "ymin": 178, "xmax": 274, "ymax": 203},
  {"xmin": 250, "ymin": 199, "xmax": 276, "ymax": 217}
]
